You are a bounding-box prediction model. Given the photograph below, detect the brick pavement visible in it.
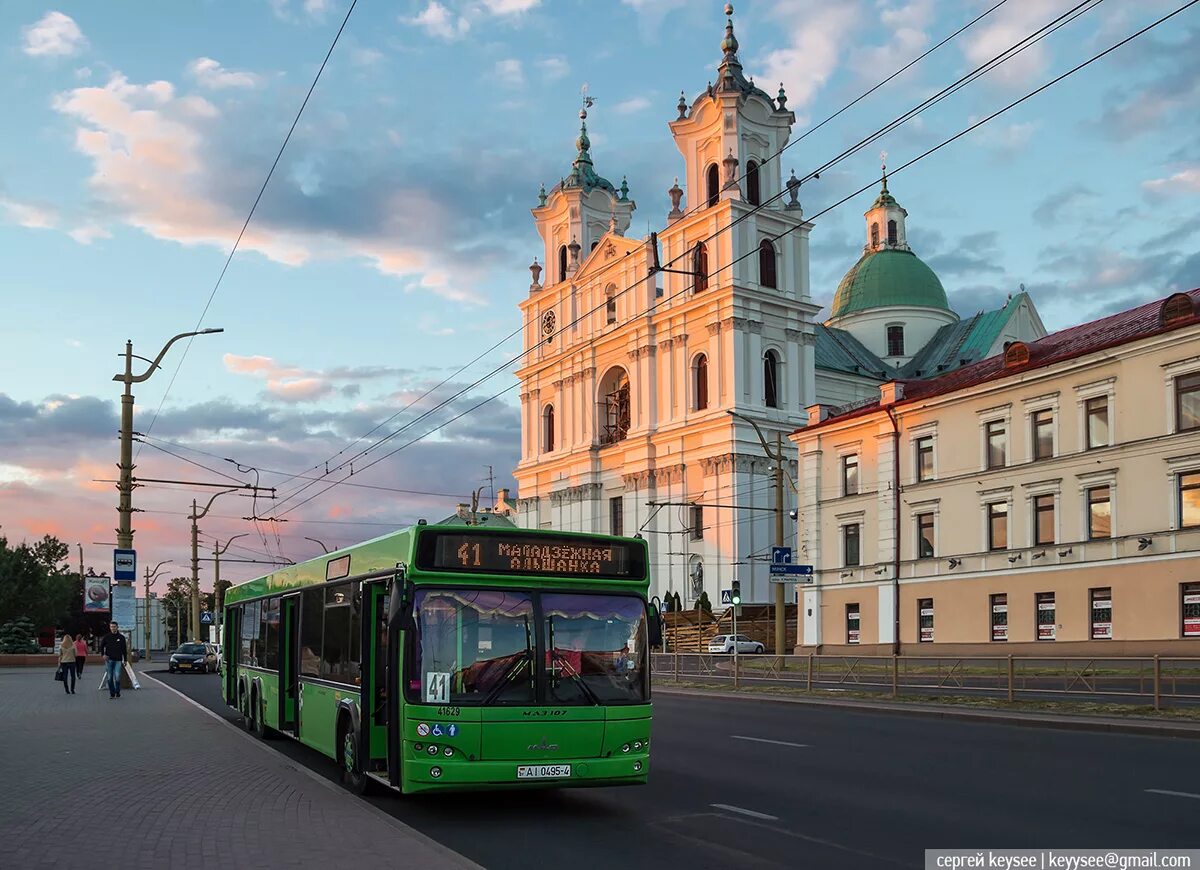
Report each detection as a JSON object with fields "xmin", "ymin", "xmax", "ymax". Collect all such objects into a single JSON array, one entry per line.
[{"xmin": 0, "ymin": 668, "xmax": 479, "ymax": 870}]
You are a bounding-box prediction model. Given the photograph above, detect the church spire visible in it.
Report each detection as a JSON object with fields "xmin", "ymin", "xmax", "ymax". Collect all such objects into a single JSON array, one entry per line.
[
  {"xmin": 716, "ymin": 4, "xmax": 746, "ymax": 93},
  {"xmin": 864, "ymin": 154, "xmax": 909, "ymax": 252}
]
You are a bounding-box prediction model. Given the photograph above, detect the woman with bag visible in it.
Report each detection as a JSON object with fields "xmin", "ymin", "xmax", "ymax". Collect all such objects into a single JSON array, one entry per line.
[
  {"xmin": 57, "ymin": 634, "xmax": 77, "ymax": 694},
  {"xmin": 73, "ymin": 633, "xmax": 88, "ymax": 678}
]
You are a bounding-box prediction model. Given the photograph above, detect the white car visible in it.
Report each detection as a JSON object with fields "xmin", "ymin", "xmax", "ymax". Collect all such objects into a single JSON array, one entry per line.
[{"xmin": 708, "ymin": 634, "xmax": 764, "ymax": 654}]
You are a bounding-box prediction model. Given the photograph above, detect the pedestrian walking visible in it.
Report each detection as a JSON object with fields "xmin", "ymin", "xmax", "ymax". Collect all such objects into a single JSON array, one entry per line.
[
  {"xmin": 99, "ymin": 621, "xmax": 128, "ymax": 699},
  {"xmin": 58, "ymin": 634, "xmax": 77, "ymax": 694},
  {"xmin": 74, "ymin": 633, "xmax": 88, "ymax": 678}
]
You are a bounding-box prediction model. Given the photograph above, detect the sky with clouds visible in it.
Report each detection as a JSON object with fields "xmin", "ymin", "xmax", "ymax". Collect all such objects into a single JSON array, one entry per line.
[{"xmin": 1, "ymin": 0, "xmax": 1197, "ymax": 587}]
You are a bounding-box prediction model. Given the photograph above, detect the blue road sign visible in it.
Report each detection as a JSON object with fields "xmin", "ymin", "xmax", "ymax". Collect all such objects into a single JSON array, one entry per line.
[
  {"xmin": 113, "ymin": 548, "xmax": 136, "ymax": 582},
  {"xmin": 720, "ymin": 589, "xmax": 733, "ymax": 605},
  {"xmin": 768, "ymin": 563, "xmax": 814, "ymax": 576},
  {"xmin": 200, "ymin": 611, "xmax": 214, "ymax": 625},
  {"xmin": 771, "ymin": 546, "xmax": 793, "ymax": 565}
]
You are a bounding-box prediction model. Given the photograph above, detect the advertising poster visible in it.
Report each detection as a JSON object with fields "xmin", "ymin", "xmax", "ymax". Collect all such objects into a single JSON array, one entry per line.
[
  {"xmin": 991, "ymin": 599, "xmax": 1008, "ymax": 642},
  {"xmin": 111, "ymin": 584, "xmax": 136, "ymax": 630},
  {"xmin": 1184, "ymin": 592, "xmax": 1200, "ymax": 637},
  {"xmin": 84, "ymin": 576, "xmax": 111, "ymax": 612},
  {"xmin": 1091, "ymin": 598, "xmax": 1112, "ymax": 639},
  {"xmin": 919, "ymin": 604, "xmax": 934, "ymax": 642}
]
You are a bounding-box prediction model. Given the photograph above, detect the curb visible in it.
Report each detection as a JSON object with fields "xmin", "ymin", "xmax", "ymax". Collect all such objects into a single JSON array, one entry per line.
[
  {"xmin": 142, "ymin": 672, "xmax": 484, "ymax": 870},
  {"xmin": 655, "ymin": 686, "xmax": 1200, "ymax": 740}
]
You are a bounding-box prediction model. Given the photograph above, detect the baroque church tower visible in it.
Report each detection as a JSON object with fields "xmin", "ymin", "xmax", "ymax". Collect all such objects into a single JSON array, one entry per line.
[{"xmin": 514, "ymin": 5, "xmax": 820, "ymax": 609}]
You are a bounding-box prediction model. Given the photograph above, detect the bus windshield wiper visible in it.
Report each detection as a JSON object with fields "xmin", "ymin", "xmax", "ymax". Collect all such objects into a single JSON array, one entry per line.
[
  {"xmin": 547, "ymin": 615, "xmax": 601, "ymax": 706},
  {"xmin": 482, "ymin": 616, "xmax": 532, "ymax": 705}
]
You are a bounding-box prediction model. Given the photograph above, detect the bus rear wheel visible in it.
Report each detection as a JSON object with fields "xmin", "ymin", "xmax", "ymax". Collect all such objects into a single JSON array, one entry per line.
[{"xmin": 339, "ymin": 720, "xmax": 368, "ymax": 795}]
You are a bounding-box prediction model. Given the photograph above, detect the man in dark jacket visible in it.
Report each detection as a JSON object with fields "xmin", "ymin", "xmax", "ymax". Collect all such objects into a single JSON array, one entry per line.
[{"xmin": 99, "ymin": 622, "xmax": 128, "ymax": 699}]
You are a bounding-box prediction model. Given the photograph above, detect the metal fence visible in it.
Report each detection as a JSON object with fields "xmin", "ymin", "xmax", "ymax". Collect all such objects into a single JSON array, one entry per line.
[{"xmin": 650, "ymin": 653, "xmax": 1200, "ymax": 710}]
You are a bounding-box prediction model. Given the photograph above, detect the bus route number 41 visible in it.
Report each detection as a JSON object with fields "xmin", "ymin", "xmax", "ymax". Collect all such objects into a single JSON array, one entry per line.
[{"xmin": 426, "ymin": 672, "xmax": 451, "ymax": 704}]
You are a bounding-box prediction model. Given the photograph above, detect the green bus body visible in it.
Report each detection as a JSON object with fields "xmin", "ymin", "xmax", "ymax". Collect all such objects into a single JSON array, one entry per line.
[{"xmin": 222, "ymin": 524, "xmax": 653, "ymax": 795}]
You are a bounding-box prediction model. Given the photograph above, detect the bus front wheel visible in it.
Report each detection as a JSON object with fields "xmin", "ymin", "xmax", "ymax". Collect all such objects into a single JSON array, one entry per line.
[{"xmin": 338, "ymin": 718, "xmax": 368, "ymax": 795}]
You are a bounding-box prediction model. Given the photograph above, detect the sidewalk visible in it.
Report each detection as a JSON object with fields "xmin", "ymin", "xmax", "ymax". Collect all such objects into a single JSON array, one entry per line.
[
  {"xmin": 0, "ymin": 668, "xmax": 478, "ymax": 870},
  {"xmin": 656, "ymin": 685, "xmax": 1200, "ymax": 739}
]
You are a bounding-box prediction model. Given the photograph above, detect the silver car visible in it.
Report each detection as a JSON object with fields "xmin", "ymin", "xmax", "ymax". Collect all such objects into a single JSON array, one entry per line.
[{"xmin": 708, "ymin": 634, "xmax": 764, "ymax": 654}]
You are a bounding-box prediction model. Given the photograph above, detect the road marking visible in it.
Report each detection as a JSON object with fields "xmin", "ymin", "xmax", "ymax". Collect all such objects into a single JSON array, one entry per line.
[
  {"xmin": 711, "ymin": 803, "xmax": 779, "ymax": 821},
  {"xmin": 730, "ymin": 735, "xmax": 809, "ymax": 748},
  {"xmin": 1145, "ymin": 789, "xmax": 1200, "ymax": 800}
]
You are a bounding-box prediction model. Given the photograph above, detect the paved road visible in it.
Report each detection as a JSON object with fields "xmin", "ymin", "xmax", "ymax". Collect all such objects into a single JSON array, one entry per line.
[{"xmin": 155, "ymin": 669, "xmax": 1200, "ymax": 870}]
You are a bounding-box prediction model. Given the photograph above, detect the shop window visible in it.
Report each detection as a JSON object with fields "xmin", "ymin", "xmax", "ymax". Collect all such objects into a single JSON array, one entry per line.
[
  {"xmin": 990, "ymin": 594, "xmax": 1008, "ymax": 642},
  {"xmin": 846, "ymin": 604, "xmax": 860, "ymax": 645},
  {"xmin": 1183, "ymin": 583, "xmax": 1200, "ymax": 638},
  {"xmin": 1090, "ymin": 588, "xmax": 1112, "ymax": 640},
  {"xmin": 918, "ymin": 599, "xmax": 934, "ymax": 643},
  {"xmin": 1036, "ymin": 592, "xmax": 1056, "ymax": 641}
]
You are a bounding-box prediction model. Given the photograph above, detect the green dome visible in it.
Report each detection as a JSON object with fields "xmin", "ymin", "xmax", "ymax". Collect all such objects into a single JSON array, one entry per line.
[{"xmin": 830, "ymin": 249, "xmax": 949, "ymax": 319}]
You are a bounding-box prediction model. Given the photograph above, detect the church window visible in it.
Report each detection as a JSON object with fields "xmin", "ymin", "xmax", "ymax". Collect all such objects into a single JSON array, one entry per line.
[
  {"xmin": 758, "ymin": 240, "xmax": 777, "ymax": 289},
  {"xmin": 870, "ymin": 222, "xmax": 880, "ymax": 247},
  {"xmin": 706, "ymin": 164, "xmax": 720, "ymax": 208},
  {"xmin": 693, "ymin": 354, "xmax": 709, "ymax": 411},
  {"xmin": 557, "ymin": 245, "xmax": 568, "ymax": 283},
  {"xmin": 692, "ymin": 242, "xmax": 709, "ymax": 293},
  {"xmin": 746, "ymin": 160, "xmax": 761, "ymax": 206},
  {"xmin": 599, "ymin": 367, "xmax": 631, "ymax": 446},
  {"xmin": 605, "ymin": 286, "xmax": 617, "ymax": 324},
  {"xmin": 887, "ymin": 219, "xmax": 898, "ymax": 245},
  {"xmin": 542, "ymin": 405, "xmax": 555, "ymax": 453},
  {"xmin": 764, "ymin": 350, "xmax": 780, "ymax": 409},
  {"xmin": 887, "ymin": 325, "xmax": 905, "ymax": 357}
]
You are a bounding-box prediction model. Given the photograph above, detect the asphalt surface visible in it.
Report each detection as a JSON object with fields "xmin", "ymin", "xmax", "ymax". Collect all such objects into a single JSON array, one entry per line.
[{"xmin": 154, "ymin": 669, "xmax": 1200, "ymax": 870}]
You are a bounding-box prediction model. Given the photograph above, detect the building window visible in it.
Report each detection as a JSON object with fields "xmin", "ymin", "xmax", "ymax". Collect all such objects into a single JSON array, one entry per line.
[
  {"xmin": 610, "ymin": 496, "xmax": 624, "ymax": 537},
  {"xmin": 746, "ymin": 160, "xmax": 761, "ymax": 206},
  {"xmin": 887, "ymin": 219, "xmax": 898, "ymax": 245},
  {"xmin": 693, "ymin": 354, "xmax": 709, "ymax": 410},
  {"xmin": 985, "ymin": 420, "xmax": 1007, "ymax": 469},
  {"xmin": 990, "ymin": 593, "xmax": 1008, "ymax": 642},
  {"xmin": 605, "ymin": 289, "xmax": 617, "ymax": 324},
  {"xmin": 841, "ymin": 454, "xmax": 859, "ymax": 496},
  {"xmin": 1033, "ymin": 494, "xmax": 1055, "ymax": 546},
  {"xmin": 917, "ymin": 512, "xmax": 935, "ymax": 558},
  {"xmin": 706, "ymin": 163, "xmax": 720, "ymax": 208},
  {"xmin": 542, "ymin": 404, "xmax": 555, "ymax": 453},
  {"xmin": 690, "ymin": 504, "xmax": 704, "ymax": 541},
  {"xmin": 1090, "ymin": 588, "xmax": 1112, "ymax": 640},
  {"xmin": 557, "ymin": 244, "xmax": 567, "ymax": 283},
  {"xmin": 987, "ymin": 502, "xmax": 1008, "ymax": 551},
  {"xmin": 1036, "ymin": 592, "xmax": 1056, "ymax": 641},
  {"xmin": 1163, "ymin": 293, "xmax": 1195, "ymax": 325},
  {"xmin": 1183, "ymin": 583, "xmax": 1200, "ymax": 638},
  {"xmin": 843, "ymin": 524, "xmax": 861, "ymax": 567},
  {"xmin": 692, "ymin": 241, "xmax": 709, "ymax": 293},
  {"xmin": 886, "ymin": 325, "xmax": 904, "ymax": 357},
  {"xmin": 918, "ymin": 599, "xmax": 934, "ymax": 643},
  {"xmin": 1032, "ymin": 409, "xmax": 1054, "ymax": 460},
  {"xmin": 599, "ymin": 367, "xmax": 631, "ymax": 445},
  {"xmin": 1176, "ymin": 373, "xmax": 1200, "ymax": 432},
  {"xmin": 870, "ymin": 222, "xmax": 880, "ymax": 247},
  {"xmin": 1180, "ymin": 472, "xmax": 1200, "ymax": 527},
  {"xmin": 1085, "ymin": 396, "xmax": 1109, "ymax": 450},
  {"xmin": 916, "ymin": 436, "xmax": 934, "ymax": 482},
  {"xmin": 846, "ymin": 604, "xmax": 860, "ymax": 645},
  {"xmin": 764, "ymin": 350, "xmax": 780, "ymax": 409},
  {"xmin": 758, "ymin": 240, "xmax": 777, "ymax": 289},
  {"xmin": 1087, "ymin": 486, "xmax": 1111, "ymax": 539}
]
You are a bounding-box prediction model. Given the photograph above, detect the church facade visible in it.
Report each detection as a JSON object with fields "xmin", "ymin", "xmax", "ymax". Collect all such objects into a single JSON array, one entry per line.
[{"xmin": 512, "ymin": 6, "xmax": 1046, "ymax": 612}]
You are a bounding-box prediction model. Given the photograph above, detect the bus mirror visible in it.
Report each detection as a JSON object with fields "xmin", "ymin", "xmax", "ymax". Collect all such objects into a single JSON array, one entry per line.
[
  {"xmin": 387, "ymin": 564, "xmax": 408, "ymax": 627},
  {"xmin": 647, "ymin": 603, "xmax": 663, "ymax": 648}
]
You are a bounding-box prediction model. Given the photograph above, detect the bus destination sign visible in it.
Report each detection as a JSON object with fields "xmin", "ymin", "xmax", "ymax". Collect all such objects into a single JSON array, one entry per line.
[{"xmin": 417, "ymin": 531, "xmax": 646, "ymax": 581}]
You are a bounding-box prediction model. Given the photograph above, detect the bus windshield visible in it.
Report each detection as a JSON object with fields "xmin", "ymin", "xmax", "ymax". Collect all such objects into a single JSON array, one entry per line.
[{"xmin": 408, "ymin": 588, "xmax": 647, "ymax": 706}]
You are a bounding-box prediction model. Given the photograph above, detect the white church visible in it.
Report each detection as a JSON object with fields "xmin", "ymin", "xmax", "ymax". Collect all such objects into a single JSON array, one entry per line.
[{"xmin": 511, "ymin": 5, "xmax": 1045, "ymax": 610}]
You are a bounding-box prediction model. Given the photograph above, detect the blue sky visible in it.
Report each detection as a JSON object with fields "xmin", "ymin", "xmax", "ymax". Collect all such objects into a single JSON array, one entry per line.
[{"xmin": 1, "ymin": 0, "xmax": 1197, "ymax": 582}]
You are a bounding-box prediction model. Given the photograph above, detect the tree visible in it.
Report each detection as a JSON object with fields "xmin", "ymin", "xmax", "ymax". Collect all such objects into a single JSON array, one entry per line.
[
  {"xmin": 695, "ymin": 590, "xmax": 713, "ymax": 616},
  {"xmin": 0, "ymin": 535, "xmax": 79, "ymax": 629},
  {"xmin": 0, "ymin": 617, "xmax": 37, "ymax": 654},
  {"xmin": 161, "ymin": 576, "xmax": 192, "ymax": 647}
]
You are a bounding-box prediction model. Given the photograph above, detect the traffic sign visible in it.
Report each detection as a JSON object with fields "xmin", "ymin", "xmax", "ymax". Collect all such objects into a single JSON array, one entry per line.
[
  {"xmin": 200, "ymin": 611, "xmax": 214, "ymax": 625},
  {"xmin": 113, "ymin": 548, "xmax": 136, "ymax": 582},
  {"xmin": 720, "ymin": 589, "xmax": 733, "ymax": 605},
  {"xmin": 771, "ymin": 546, "xmax": 792, "ymax": 565},
  {"xmin": 768, "ymin": 563, "xmax": 813, "ymax": 575}
]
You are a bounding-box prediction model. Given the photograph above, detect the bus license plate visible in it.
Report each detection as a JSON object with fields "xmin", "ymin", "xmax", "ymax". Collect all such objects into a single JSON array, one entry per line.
[{"xmin": 517, "ymin": 764, "xmax": 571, "ymax": 780}]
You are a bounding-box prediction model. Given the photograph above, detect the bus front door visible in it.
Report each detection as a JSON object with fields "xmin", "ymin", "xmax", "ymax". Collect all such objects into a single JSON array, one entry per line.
[
  {"xmin": 361, "ymin": 580, "xmax": 389, "ymax": 774},
  {"xmin": 222, "ymin": 607, "xmax": 239, "ymax": 706},
  {"xmin": 279, "ymin": 594, "xmax": 299, "ymax": 732}
]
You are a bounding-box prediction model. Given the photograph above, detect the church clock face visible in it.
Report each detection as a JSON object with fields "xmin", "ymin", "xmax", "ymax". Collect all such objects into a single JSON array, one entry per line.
[{"xmin": 542, "ymin": 311, "xmax": 556, "ymax": 340}]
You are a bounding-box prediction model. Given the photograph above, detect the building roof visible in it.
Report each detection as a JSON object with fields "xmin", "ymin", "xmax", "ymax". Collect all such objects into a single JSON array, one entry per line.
[
  {"xmin": 830, "ymin": 248, "xmax": 949, "ymax": 318},
  {"xmin": 803, "ymin": 288, "xmax": 1200, "ymax": 433},
  {"xmin": 814, "ymin": 325, "xmax": 890, "ymax": 378}
]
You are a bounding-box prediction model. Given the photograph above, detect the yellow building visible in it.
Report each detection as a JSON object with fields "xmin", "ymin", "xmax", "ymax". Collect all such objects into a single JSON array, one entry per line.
[{"xmin": 790, "ymin": 290, "xmax": 1200, "ymax": 655}]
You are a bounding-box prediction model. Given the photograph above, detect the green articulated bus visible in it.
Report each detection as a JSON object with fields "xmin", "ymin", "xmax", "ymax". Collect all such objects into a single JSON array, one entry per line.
[{"xmin": 221, "ymin": 523, "xmax": 659, "ymax": 794}]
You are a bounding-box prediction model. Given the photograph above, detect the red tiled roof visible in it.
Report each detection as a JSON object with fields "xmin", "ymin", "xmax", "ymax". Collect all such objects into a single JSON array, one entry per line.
[{"xmin": 797, "ymin": 288, "xmax": 1200, "ymax": 433}]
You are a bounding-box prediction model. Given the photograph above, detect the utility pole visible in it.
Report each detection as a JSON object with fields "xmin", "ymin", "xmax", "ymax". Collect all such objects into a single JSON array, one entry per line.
[
  {"xmin": 142, "ymin": 560, "xmax": 171, "ymax": 660},
  {"xmin": 212, "ymin": 534, "xmax": 248, "ymax": 641},
  {"xmin": 112, "ymin": 328, "xmax": 223, "ymax": 550},
  {"xmin": 189, "ymin": 489, "xmax": 239, "ymax": 641}
]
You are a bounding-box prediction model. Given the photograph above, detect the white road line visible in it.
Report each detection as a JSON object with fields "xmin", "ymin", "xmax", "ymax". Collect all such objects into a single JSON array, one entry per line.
[
  {"xmin": 711, "ymin": 803, "xmax": 780, "ymax": 821},
  {"xmin": 1145, "ymin": 788, "xmax": 1200, "ymax": 800},
  {"xmin": 730, "ymin": 735, "xmax": 810, "ymax": 748}
]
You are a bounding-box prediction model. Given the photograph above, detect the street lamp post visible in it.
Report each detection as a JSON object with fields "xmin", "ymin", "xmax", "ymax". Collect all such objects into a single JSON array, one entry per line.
[
  {"xmin": 189, "ymin": 489, "xmax": 239, "ymax": 640},
  {"xmin": 728, "ymin": 410, "xmax": 797, "ymax": 658},
  {"xmin": 112, "ymin": 328, "xmax": 223, "ymax": 550},
  {"xmin": 142, "ymin": 559, "xmax": 171, "ymax": 660},
  {"xmin": 212, "ymin": 534, "xmax": 248, "ymax": 641}
]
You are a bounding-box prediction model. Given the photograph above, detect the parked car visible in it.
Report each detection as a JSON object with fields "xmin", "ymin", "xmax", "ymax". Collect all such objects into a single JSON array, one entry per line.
[
  {"xmin": 708, "ymin": 634, "xmax": 765, "ymax": 654},
  {"xmin": 169, "ymin": 642, "xmax": 220, "ymax": 673}
]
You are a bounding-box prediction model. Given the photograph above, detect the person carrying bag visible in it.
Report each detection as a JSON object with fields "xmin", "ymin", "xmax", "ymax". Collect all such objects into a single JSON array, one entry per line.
[{"xmin": 58, "ymin": 634, "xmax": 77, "ymax": 694}]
